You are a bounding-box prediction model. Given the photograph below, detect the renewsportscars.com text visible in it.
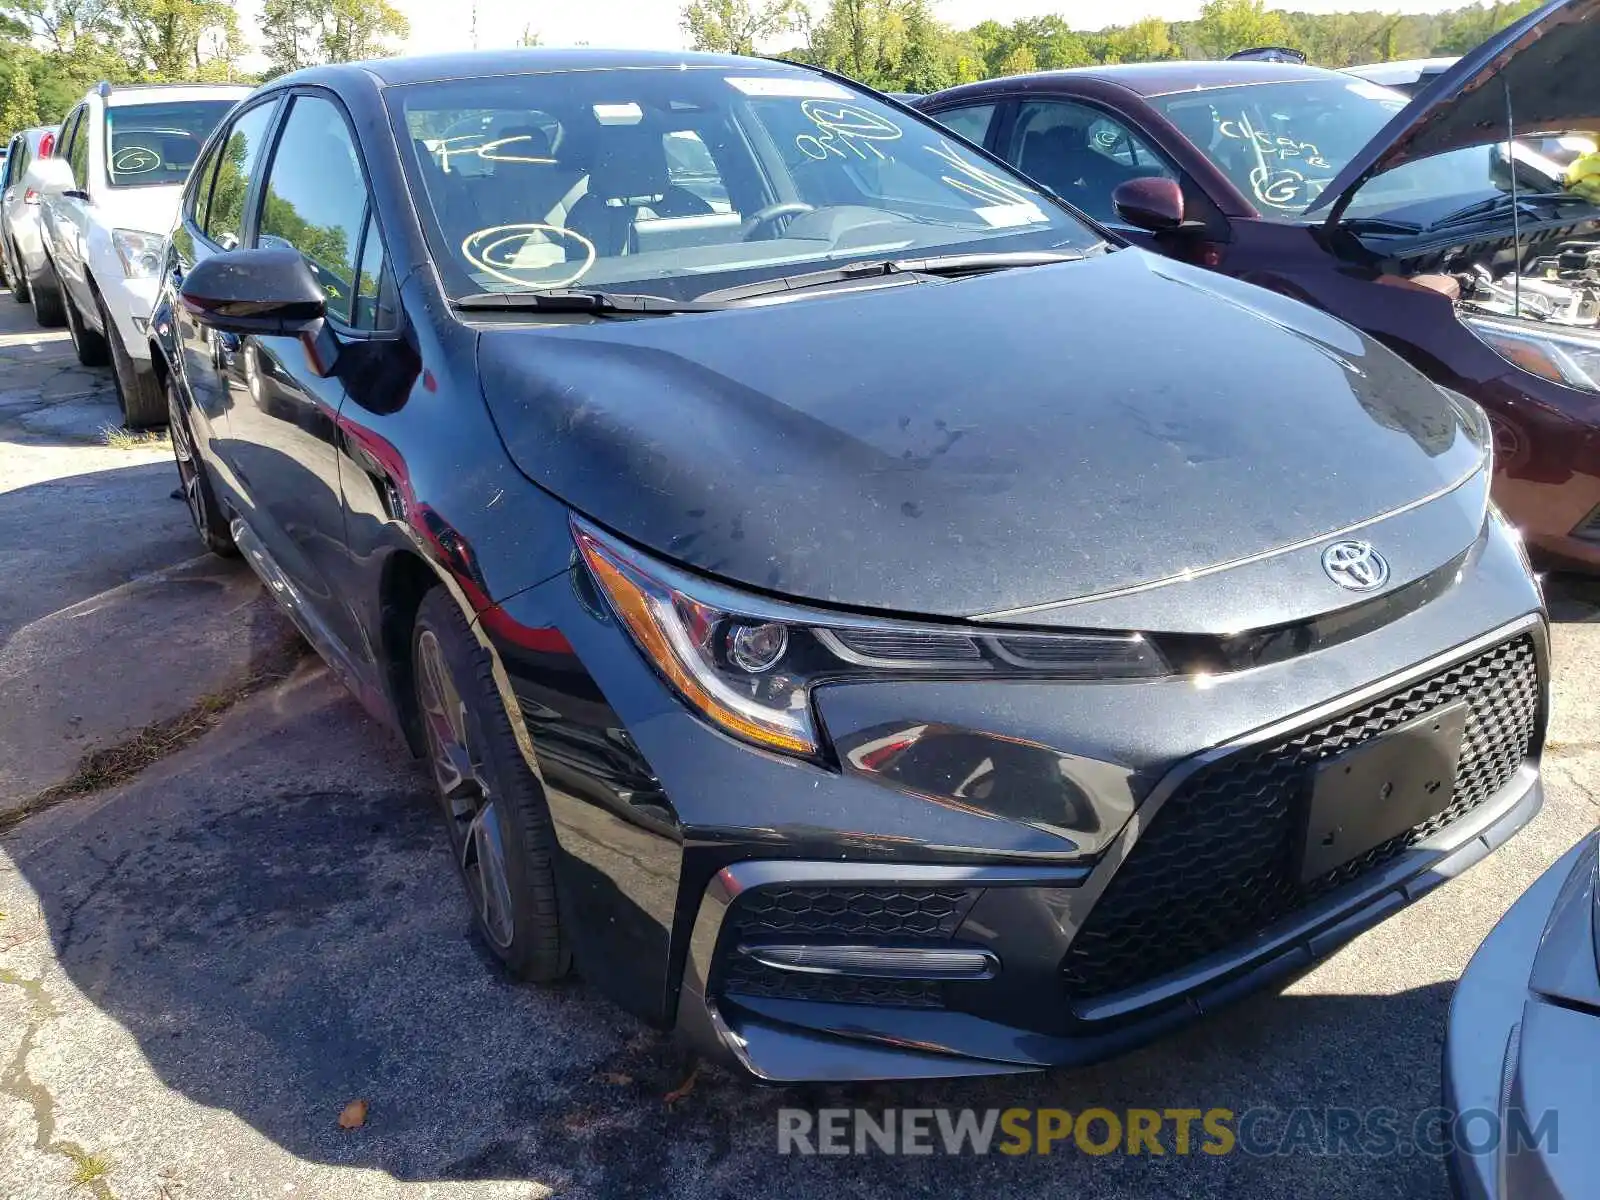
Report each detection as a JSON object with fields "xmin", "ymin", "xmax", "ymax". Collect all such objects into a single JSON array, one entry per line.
[{"xmin": 777, "ymin": 1106, "xmax": 1557, "ymax": 1158}]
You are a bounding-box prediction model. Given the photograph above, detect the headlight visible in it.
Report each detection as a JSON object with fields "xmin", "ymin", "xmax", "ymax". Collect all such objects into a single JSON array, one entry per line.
[
  {"xmin": 1463, "ymin": 313, "xmax": 1600, "ymax": 392},
  {"xmin": 573, "ymin": 518, "xmax": 1169, "ymax": 761},
  {"xmin": 111, "ymin": 229, "xmax": 164, "ymax": 279}
]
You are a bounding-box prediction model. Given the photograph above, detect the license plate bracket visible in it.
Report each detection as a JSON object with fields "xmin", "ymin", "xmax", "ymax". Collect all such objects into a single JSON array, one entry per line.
[{"xmin": 1299, "ymin": 700, "xmax": 1470, "ymax": 883}]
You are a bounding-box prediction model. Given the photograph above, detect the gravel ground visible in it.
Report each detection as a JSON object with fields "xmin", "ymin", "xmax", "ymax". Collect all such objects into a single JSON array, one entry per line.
[{"xmin": 0, "ymin": 296, "xmax": 1596, "ymax": 1200}]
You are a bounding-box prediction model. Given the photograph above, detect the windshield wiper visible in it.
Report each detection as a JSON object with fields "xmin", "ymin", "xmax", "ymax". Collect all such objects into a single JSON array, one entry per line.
[
  {"xmin": 693, "ymin": 250, "xmax": 1084, "ymax": 304},
  {"xmin": 453, "ymin": 290, "xmax": 724, "ymax": 314},
  {"xmin": 1428, "ymin": 192, "xmax": 1597, "ymax": 233},
  {"xmin": 1341, "ymin": 216, "xmax": 1424, "ymax": 236}
]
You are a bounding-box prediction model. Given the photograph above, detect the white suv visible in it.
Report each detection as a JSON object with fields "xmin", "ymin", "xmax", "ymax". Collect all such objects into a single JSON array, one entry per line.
[{"xmin": 35, "ymin": 81, "xmax": 248, "ymax": 425}]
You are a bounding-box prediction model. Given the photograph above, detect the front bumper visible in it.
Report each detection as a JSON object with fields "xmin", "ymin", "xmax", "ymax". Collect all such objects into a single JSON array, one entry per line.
[
  {"xmin": 100, "ymin": 272, "xmax": 157, "ymax": 363},
  {"xmin": 681, "ymin": 656, "xmax": 1544, "ymax": 1082},
  {"xmin": 1445, "ymin": 833, "xmax": 1600, "ymax": 1200},
  {"xmin": 484, "ymin": 514, "xmax": 1548, "ymax": 1082}
]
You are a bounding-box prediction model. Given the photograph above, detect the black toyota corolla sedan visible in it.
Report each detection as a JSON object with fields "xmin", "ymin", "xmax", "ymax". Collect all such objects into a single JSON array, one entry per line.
[{"xmin": 151, "ymin": 48, "xmax": 1549, "ymax": 1082}]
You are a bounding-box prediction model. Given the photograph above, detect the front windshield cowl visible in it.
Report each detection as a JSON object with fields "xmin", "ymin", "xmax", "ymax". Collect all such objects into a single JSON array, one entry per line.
[{"xmin": 388, "ymin": 66, "xmax": 1102, "ymax": 304}]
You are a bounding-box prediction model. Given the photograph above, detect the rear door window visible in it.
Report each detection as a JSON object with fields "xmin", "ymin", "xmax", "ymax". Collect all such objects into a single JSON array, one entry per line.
[
  {"xmin": 204, "ymin": 101, "xmax": 279, "ymax": 250},
  {"xmin": 1004, "ymin": 99, "xmax": 1177, "ymax": 223}
]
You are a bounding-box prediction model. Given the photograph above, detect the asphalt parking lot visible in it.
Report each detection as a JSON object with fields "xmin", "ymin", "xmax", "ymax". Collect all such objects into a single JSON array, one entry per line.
[{"xmin": 1, "ymin": 297, "xmax": 1597, "ymax": 1200}]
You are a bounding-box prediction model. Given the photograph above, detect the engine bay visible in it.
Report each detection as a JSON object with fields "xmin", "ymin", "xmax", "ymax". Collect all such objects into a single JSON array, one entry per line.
[{"xmin": 1456, "ymin": 238, "xmax": 1600, "ymax": 329}]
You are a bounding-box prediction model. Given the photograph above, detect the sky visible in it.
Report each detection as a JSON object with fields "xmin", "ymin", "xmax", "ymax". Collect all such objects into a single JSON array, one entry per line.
[{"xmin": 233, "ymin": 0, "xmax": 1480, "ymax": 61}]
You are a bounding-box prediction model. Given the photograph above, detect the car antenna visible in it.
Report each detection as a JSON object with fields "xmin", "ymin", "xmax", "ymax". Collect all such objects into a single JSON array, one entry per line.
[{"xmin": 1504, "ymin": 74, "xmax": 1521, "ymax": 320}]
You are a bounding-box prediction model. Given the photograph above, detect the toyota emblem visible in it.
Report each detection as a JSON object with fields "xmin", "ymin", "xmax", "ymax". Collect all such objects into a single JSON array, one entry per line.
[{"xmin": 1321, "ymin": 541, "xmax": 1390, "ymax": 591}]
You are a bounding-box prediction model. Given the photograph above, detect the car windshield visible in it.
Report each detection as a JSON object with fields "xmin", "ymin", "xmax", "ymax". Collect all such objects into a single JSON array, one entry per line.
[
  {"xmin": 1148, "ymin": 77, "xmax": 1597, "ymax": 224},
  {"xmin": 390, "ymin": 67, "xmax": 1099, "ymax": 300},
  {"xmin": 105, "ymin": 100, "xmax": 237, "ymax": 187}
]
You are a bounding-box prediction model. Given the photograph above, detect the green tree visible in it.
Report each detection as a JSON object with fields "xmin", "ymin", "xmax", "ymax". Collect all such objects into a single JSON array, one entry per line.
[
  {"xmin": 258, "ymin": 0, "xmax": 407, "ymax": 77},
  {"xmin": 681, "ymin": 0, "xmax": 800, "ymax": 55},
  {"xmin": 0, "ymin": 54, "xmax": 41, "ymax": 130},
  {"xmin": 1436, "ymin": 0, "xmax": 1541, "ymax": 53},
  {"xmin": 1104, "ymin": 17, "xmax": 1178, "ymax": 64},
  {"xmin": 1191, "ymin": 0, "xmax": 1293, "ymax": 59},
  {"xmin": 116, "ymin": 0, "xmax": 239, "ymax": 80}
]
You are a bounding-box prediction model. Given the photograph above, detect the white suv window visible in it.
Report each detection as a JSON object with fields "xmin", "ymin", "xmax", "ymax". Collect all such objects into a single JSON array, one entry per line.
[{"xmin": 105, "ymin": 99, "xmax": 238, "ymax": 188}]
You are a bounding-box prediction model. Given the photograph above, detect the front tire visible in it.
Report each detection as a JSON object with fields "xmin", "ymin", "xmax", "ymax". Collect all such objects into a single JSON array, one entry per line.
[
  {"xmin": 102, "ymin": 294, "xmax": 163, "ymax": 427},
  {"xmin": 412, "ymin": 587, "xmax": 569, "ymax": 982},
  {"xmin": 63, "ymin": 283, "xmax": 110, "ymax": 367},
  {"xmin": 2, "ymin": 241, "xmax": 24, "ymax": 302},
  {"xmin": 167, "ymin": 379, "xmax": 236, "ymax": 558},
  {"xmin": 29, "ymin": 261, "xmax": 64, "ymax": 326}
]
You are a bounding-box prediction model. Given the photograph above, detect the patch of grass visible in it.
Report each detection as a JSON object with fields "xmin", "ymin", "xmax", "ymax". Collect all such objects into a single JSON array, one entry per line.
[
  {"xmin": 100, "ymin": 423, "xmax": 169, "ymax": 450},
  {"xmin": 68, "ymin": 1151, "xmax": 111, "ymax": 1189},
  {"xmin": 0, "ymin": 634, "xmax": 308, "ymax": 835}
]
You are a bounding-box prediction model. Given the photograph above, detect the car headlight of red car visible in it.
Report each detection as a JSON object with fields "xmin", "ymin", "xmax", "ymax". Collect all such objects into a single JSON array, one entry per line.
[{"xmin": 1464, "ymin": 314, "xmax": 1600, "ymax": 393}]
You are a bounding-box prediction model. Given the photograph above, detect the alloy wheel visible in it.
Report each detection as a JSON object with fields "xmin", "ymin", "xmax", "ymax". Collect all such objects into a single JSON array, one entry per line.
[{"xmin": 416, "ymin": 628, "xmax": 515, "ymax": 949}]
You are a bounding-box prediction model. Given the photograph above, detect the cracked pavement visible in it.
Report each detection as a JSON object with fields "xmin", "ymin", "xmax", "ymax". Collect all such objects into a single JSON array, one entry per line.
[{"xmin": 0, "ymin": 293, "xmax": 1598, "ymax": 1199}]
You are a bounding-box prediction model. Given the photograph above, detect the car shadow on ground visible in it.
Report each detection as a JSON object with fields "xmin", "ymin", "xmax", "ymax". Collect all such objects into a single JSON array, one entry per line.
[{"xmin": 2, "ymin": 670, "xmax": 1461, "ymax": 1199}]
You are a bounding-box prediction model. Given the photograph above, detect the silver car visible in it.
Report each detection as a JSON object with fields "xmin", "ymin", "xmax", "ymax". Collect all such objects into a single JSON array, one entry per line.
[{"xmin": 0, "ymin": 126, "xmax": 60, "ymax": 309}]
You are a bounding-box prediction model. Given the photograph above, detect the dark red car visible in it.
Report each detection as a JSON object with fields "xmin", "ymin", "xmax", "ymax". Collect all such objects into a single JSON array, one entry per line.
[{"xmin": 917, "ymin": 0, "xmax": 1600, "ymax": 572}]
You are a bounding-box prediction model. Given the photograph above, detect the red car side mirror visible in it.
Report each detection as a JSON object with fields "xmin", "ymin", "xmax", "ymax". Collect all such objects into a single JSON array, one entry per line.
[{"xmin": 1113, "ymin": 177, "xmax": 1186, "ymax": 233}]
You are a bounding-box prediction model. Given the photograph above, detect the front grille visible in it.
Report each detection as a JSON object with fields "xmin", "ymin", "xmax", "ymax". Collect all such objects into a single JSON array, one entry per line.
[
  {"xmin": 716, "ymin": 885, "xmax": 979, "ymax": 1008},
  {"xmin": 1062, "ymin": 634, "xmax": 1541, "ymax": 1000},
  {"xmin": 719, "ymin": 962, "xmax": 945, "ymax": 1008}
]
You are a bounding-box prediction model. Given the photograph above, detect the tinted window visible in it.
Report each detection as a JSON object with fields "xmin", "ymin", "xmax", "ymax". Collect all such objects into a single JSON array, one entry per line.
[
  {"xmin": 352, "ymin": 214, "xmax": 397, "ymax": 331},
  {"xmin": 205, "ymin": 102, "xmax": 277, "ymax": 249},
  {"xmin": 395, "ymin": 70, "xmax": 1095, "ymax": 301},
  {"xmin": 66, "ymin": 108, "xmax": 90, "ymax": 189},
  {"xmin": 1005, "ymin": 100, "xmax": 1176, "ymax": 223},
  {"xmin": 105, "ymin": 100, "xmax": 237, "ymax": 187},
  {"xmin": 189, "ymin": 138, "xmax": 222, "ymax": 232},
  {"xmin": 256, "ymin": 94, "xmax": 369, "ymax": 325},
  {"xmin": 2, "ymin": 137, "xmax": 19, "ymax": 187},
  {"xmin": 934, "ymin": 103, "xmax": 997, "ymax": 147}
]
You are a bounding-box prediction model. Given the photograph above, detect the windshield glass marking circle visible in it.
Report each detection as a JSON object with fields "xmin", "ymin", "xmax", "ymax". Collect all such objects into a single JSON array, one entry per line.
[{"xmin": 463, "ymin": 224, "xmax": 598, "ymax": 290}]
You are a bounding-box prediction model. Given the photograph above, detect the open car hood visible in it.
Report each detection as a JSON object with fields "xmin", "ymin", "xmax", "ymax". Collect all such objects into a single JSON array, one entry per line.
[{"xmin": 1310, "ymin": 0, "xmax": 1600, "ymax": 224}]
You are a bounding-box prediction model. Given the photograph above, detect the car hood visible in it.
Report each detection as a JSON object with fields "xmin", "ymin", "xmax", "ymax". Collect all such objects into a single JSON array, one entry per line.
[
  {"xmin": 476, "ymin": 249, "xmax": 1485, "ymax": 619},
  {"xmin": 1313, "ymin": 0, "xmax": 1600, "ymax": 223}
]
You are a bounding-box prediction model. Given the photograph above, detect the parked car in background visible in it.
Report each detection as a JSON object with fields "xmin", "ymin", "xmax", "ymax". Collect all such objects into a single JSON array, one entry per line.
[
  {"xmin": 0, "ymin": 126, "xmax": 60, "ymax": 306},
  {"xmin": 152, "ymin": 47, "xmax": 1546, "ymax": 1083},
  {"xmin": 1446, "ymin": 831, "xmax": 1598, "ymax": 1199},
  {"xmin": 1345, "ymin": 56, "xmax": 1457, "ymax": 96},
  {"xmin": 32, "ymin": 81, "xmax": 248, "ymax": 425},
  {"xmin": 917, "ymin": 0, "xmax": 1600, "ymax": 572}
]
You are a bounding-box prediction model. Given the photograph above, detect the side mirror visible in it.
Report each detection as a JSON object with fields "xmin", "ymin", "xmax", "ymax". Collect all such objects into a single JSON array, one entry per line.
[
  {"xmin": 1112, "ymin": 177, "xmax": 1186, "ymax": 233},
  {"xmin": 27, "ymin": 156, "xmax": 75, "ymax": 196},
  {"xmin": 181, "ymin": 248, "xmax": 338, "ymax": 377},
  {"xmin": 180, "ymin": 248, "xmax": 327, "ymax": 336}
]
